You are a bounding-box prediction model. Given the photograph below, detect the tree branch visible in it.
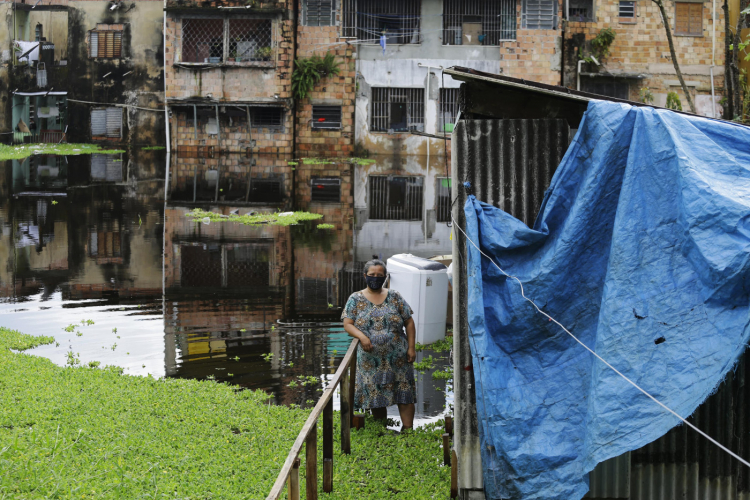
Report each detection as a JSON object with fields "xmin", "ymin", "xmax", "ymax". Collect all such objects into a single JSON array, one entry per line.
[{"xmin": 653, "ymin": 0, "xmax": 696, "ymax": 113}]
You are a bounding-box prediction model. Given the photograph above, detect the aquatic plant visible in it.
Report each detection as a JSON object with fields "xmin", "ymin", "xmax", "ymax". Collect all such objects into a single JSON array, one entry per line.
[
  {"xmin": 432, "ymin": 368, "xmax": 453, "ymax": 381},
  {"xmin": 317, "ymin": 224, "xmax": 335, "ymax": 229},
  {"xmin": 413, "ymin": 355, "xmax": 435, "ymax": 373},
  {"xmin": 141, "ymin": 146, "xmax": 166, "ymax": 150},
  {"xmin": 185, "ymin": 208, "xmax": 323, "ymax": 227},
  {"xmin": 0, "ymin": 143, "xmax": 125, "ymax": 161}
]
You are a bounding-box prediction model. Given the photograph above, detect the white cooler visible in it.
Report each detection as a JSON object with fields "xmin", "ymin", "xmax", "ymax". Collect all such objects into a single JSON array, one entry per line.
[{"xmin": 387, "ymin": 254, "xmax": 448, "ymax": 345}]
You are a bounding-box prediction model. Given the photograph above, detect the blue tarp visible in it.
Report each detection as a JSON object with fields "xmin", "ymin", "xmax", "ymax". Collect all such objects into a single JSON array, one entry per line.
[{"xmin": 464, "ymin": 100, "xmax": 750, "ymax": 500}]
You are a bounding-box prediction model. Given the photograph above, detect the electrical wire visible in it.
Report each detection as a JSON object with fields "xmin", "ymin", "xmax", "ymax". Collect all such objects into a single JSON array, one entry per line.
[
  {"xmin": 67, "ymin": 98, "xmax": 163, "ymax": 112},
  {"xmin": 450, "ymin": 208, "xmax": 750, "ymax": 470}
]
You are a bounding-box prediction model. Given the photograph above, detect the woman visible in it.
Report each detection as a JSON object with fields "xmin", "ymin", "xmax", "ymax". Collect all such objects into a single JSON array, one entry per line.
[{"xmin": 341, "ymin": 259, "xmax": 417, "ymax": 431}]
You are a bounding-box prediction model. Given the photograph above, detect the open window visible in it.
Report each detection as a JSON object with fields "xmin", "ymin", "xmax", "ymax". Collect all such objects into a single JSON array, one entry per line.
[
  {"xmin": 369, "ymin": 175, "xmax": 424, "ymax": 221},
  {"xmin": 89, "ymin": 24, "xmax": 123, "ymax": 59},
  {"xmin": 370, "ymin": 88, "xmax": 424, "ymax": 133},
  {"xmin": 443, "ymin": 0, "xmax": 516, "ymax": 44},
  {"xmin": 568, "ymin": 0, "xmax": 595, "ymax": 22},
  {"xmin": 250, "ymin": 107, "xmax": 284, "ymax": 129},
  {"xmin": 341, "ymin": 0, "xmax": 421, "ymax": 44}
]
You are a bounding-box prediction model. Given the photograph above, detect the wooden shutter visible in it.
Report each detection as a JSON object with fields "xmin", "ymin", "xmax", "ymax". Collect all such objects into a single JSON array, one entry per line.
[
  {"xmin": 676, "ymin": 3, "xmax": 702, "ymax": 35},
  {"xmin": 688, "ymin": 3, "xmax": 702, "ymax": 35},
  {"xmin": 95, "ymin": 31, "xmax": 122, "ymax": 58},
  {"xmin": 106, "ymin": 107, "xmax": 122, "ymax": 138}
]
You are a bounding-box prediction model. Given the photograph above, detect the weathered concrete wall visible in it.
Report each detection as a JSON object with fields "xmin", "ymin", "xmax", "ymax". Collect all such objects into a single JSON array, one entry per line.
[{"xmin": 564, "ymin": 0, "xmax": 725, "ymax": 117}]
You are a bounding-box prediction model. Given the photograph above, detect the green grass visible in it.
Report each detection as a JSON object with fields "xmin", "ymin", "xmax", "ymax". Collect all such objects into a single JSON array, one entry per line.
[
  {"xmin": 185, "ymin": 208, "xmax": 323, "ymax": 226},
  {"xmin": 0, "ymin": 144, "xmax": 125, "ymax": 161},
  {"xmin": 0, "ymin": 328, "xmax": 451, "ymax": 499}
]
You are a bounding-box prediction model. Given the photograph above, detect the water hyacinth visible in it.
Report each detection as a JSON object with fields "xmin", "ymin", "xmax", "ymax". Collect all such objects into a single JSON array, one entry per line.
[
  {"xmin": 185, "ymin": 208, "xmax": 324, "ymax": 227},
  {"xmin": 0, "ymin": 143, "xmax": 125, "ymax": 161}
]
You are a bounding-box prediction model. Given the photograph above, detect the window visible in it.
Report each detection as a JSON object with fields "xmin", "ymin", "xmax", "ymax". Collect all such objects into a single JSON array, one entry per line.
[
  {"xmin": 90, "ymin": 154, "xmax": 122, "ymax": 182},
  {"xmin": 89, "ymin": 25, "xmax": 123, "ymax": 59},
  {"xmin": 341, "ymin": 0, "xmax": 421, "ymax": 45},
  {"xmin": 305, "ymin": 0, "xmax": 333, "ymax": 26},
  {"xmin": 443, "ymin": 0, "xmax": 516, "ymax": 44},
  {"xmin": 522, "ymin": 0, "xmax": 558, "ymax": 29},
  {"xmin": 248, "ymin": 178, "xmax": 283, "ymax": 203},
  {"xmin": 436, "ymin": 178, "xmax": 452, "ymax": 223},
  {"xmin": 369, "ymin": 175, "xmax": 424, "ymax": 221},
  {"xmin": 569, "ymin": 0, "xmax": 594, "ymax": 21},
  {"xmin": 370, "ymin": 88, "xmax": 424, "ymax": 133},
  {"xmin": 91, "ymin": 107, "xmax": 123, "ymax": 139},
  {"xmin": 250, "ymin": 107, "xmax": 284, "ymax": 128},
  {"xmin": 180, "ymin": 17, "xmax": 274, "ymax": 63},
  {"xmin": 581, "ymin": 78, "xmax": 630, "ymax": 100},
  {"xmin": 311, "ymin": 177, "xmax": 341, "ymax": 203},
  {"xmin": 440, "ymin": 88, "xmax": 459, "ymax": 133},
  {"xmin": 35, "ymin": 23, "xmax": 43, "ymax": 42},
  {"xmin": 675, "ymin": 2, "xmax": 702, "ymax": 36},
  {"xmin": 312, "ymin": 105, "xmax": 342, "ymax": 129},
  {"xmin": 619, "ymin": 1, "xmax": 636, "ymax": 18}
]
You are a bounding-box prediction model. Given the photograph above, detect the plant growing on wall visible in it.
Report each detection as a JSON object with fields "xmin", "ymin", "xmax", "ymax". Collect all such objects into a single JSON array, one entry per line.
[
  {"xmin": 578, "ymin": 27, "xmax": 616, "ymax": 63},
  {"xmin": 292, "ymin": 52, "xmax": 341, "ymax": 100},
  {"xmin": 666, "ymin": 91, "xmax": 683, "ymax": 110},
  {"xmin": 639, "ymin": 87, "xmax": 655, "ymax": 104}
]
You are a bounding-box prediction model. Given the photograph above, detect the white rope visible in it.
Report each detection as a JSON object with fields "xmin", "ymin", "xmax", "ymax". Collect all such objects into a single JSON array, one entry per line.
[{"xmin": 451, "ymin": 211, "xmax": 750, "ymax": 469}]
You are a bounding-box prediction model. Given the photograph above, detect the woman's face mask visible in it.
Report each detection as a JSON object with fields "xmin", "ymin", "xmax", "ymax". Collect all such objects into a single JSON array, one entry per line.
[{"xmin": 365, "ymin": 275, "xmax": 387, "ymax": 290}]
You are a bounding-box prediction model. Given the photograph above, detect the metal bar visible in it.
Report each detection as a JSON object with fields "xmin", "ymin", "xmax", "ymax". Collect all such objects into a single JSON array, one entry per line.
[
  {"xmin": 306, "ymin": 423, "xmax": 318, "ymax": 500},
  {"xmin": 323, "ymin": 398, "xmax": 333, "ymax": 492},
  {"xmin": 340, "ymin": 367, "xmax": 351, "ymax": 454},
  {"xmin": 349, "ymin": 348, "xmax": 356, "ymax": 427},
  {"xmin": 288, "ymin": 457, "xmax": 300, "ymax": 500},
  {"xmin": 193, "ymin": 164, "xmax": 197, "ymax": 202},
  {"xmin": 265, "ymin": 338, "xmax": 359, "ymax": 500},
  {"xmin": 215, "ymin": 104, "xmax": 220, "ymax": 144}
]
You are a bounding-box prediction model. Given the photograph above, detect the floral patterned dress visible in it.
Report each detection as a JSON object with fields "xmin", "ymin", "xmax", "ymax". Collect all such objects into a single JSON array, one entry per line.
[{"xmin": 341, "ymin": 289, "xmax": 416, "ymax": 410}]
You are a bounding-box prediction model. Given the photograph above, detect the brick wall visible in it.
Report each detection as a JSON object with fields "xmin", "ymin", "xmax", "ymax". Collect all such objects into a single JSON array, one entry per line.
[{"xmin": 500, "ymin": 28, "xmax": 563, "ymax": 85}]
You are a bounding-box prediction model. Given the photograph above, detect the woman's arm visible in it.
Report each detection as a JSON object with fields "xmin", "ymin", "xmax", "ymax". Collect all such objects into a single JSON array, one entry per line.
[
  {"xmin": 404, "ymin": 317, "xmax": 416, "ymax": 363},
  {"xmin": 343, "ymin": 318, "xmax": 373, "ymax": 352}
]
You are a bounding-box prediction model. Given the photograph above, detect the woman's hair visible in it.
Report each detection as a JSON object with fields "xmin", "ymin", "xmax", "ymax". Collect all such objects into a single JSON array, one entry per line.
[{"xmin": 363, "ymin": 259, "xmax": 387, "ymax": 274}]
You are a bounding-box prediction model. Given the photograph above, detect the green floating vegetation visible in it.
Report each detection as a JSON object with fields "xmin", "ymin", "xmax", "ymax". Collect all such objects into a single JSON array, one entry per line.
[
  {"xmin": 0, "ymin": 327, "xmax": 450, "ymax": 499},
  {"xmin": 141, "ymin": 146, "xmax": 166, "ymax": 151},
  {"xmin": 185, "ymin": 208, "xmax": 323, "ymax": 226},
  {"xmin": 0, "ymin": 144, "xmax": 125, "ymax": 161},
  {"xmin": 295, "ymin": 157, "xmax": 376, "ymax": 166},
  {"xmin": 415, "ymin": 337, "xmax": 452, "ymax": 354},
  {"xmin": 317, "ymin": 223, "xmax": 335, "ymax": 229}
]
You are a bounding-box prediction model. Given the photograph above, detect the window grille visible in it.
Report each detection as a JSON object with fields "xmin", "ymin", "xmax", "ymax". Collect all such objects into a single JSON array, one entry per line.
[
  {"xmin": 522, "ymin": 0, "xmax": 558, "ymax": 29},
  {"xmin": 250, "ymin": 107, "xmax": 284, "ymax": 128},
  {"xmin": 440, "ymin": 88, "xmax": 460, "ymax": 133},
  {"xmin": 305, "ymin": 0, "xmax": 334, "ymax": 26},
  {"xmin": 369, "ymin": 175, "xmax": 423, "ymax": 221},
  {"xmin": 91, "ymin": 154, "xmax": 123, "ymax": 182},
  {"xmin": 91, "ymin": 108, "xmax": 123, "ymax": 138},
  {"xmin": 436, "ymin": 177, "xmax": 452, "ymax": 223},
  {"xmin": 675, "ymin": 2, "xmax": 702, "ymax": 36},
  {"xmin": 312, "ymin": 105, "xmax": 342, "ymax": 129},
  {"xmin": 618, "ymin": 0, "xmax": 635, "ymax": 17},
  {"xmin": 443, "ymin": 0, "xmax": 516, "ymax": 45},
  {"xmin": 180, "ymin": 17, "xmax": 273, "ymax": 63},
  {"xmin": 311, "ymin": 177, "xmax": 341, "ymax": 203},
  {"xmin": 581, "ymin": 78, "xmax": 630, "ymax": 100},
  {"xmin": 370, "ymin": 88, "xmax": 424, "ymax": 133},
  {"xmin": 297, "ymin": 278, "xmax": 335, "ymax": 311},
  {"xmin": 341, "ymin": 0, "xmax": 421, "ymax": 44},
  {"xmin": 569, "ymin": 0, "xmax": 595, "ymax": 21},
  {"xmin": 89, "ymin": 30, "xmax": 123, "ymax": 58}
]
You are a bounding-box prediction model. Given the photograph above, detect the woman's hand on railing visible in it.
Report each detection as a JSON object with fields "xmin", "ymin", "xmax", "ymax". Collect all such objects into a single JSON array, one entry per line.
[{"xmin": 343, "ymin": 318, "xmax": 372, "ymax": 352}]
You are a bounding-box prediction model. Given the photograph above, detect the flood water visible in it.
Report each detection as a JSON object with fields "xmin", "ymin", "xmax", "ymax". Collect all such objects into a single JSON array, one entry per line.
[{"xmin": 0, "ymin": 150, "xmax": 453, "ymax": 426}]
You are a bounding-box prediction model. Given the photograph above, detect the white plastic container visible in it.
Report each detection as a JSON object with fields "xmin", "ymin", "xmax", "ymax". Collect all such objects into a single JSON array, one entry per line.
[{"xmin": 386, "ymin": 254, "xmax": 448, "ymax": 345}]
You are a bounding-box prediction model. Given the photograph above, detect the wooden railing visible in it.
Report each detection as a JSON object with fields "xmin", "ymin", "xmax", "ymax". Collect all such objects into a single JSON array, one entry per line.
[{"xmin": 266, "ymin": 338, "xmax": 359, "ymax": 500}]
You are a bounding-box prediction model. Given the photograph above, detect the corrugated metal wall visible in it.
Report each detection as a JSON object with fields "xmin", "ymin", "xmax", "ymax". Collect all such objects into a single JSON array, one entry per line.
[{"xmin": 452, "ymin": 118, "xmax": 750, "ymax": 500}]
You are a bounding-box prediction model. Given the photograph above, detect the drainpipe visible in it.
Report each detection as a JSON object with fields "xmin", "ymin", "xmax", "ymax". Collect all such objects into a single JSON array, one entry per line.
[
  {"xmin": 577, "ymin": 59, "xmax": 584, "ymax": 91},
  {"xmin": 710, "ymin": 0, "xmax": 717, "ymax": 117},
  {"xmin": 163, "ymin": 0, "xmax": 171, "ymax": 153}
]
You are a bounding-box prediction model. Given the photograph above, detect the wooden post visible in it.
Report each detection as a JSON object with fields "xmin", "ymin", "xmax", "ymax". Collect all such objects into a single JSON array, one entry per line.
[
  {"xmin": 340, "ymin": 368, "xmax": 351, "ymax": 455},
  {"xmin": 443, "ymin": 433, "xmax": 451, "ymax": 466},
  {"xmin": 323, "ymin": 398, "xmax": 333, "ymax": 492},
  {"xmin": 349, "ymin": 349, "xmax": 356, "ymax": 427},
  {"xmin": 288, "ymin": 457, "xmax": 300, "ymax": 500},
  {"xmin": 306, "ymin": 423, "xmax": 318, "ymax": 500},
  {"xmin": 450, "ymin": 450, "xmax": 458, "ymax": 499},
  {"xmin": 353, "ymin": 414, "xmax": 365, "ymax": 430},
  {"xmin": 445, "ymin": 416, "xmax": 453, "ymax": 436}
]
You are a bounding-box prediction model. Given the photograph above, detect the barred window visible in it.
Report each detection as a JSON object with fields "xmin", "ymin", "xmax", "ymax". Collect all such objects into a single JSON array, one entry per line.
[
  {"xmin": 436, "ymin": 177, "xmax": 452, "ymax": 223},
  {"xmin": 305, "ymin": 0, "xmax": 334, "ymax": 26},
  {"xmin": 619, "ymin": 1, "xmax": 635, "ymax": 18},
  {"xmin": 250, "ymin": 107, "xmax": 284, "ymax": 128},
  {"xmin": 91, "ymin": 108, "xmax": 123, "ymax": 139},
  {"xmin": 522, "ymin": 0, "xmax": 558, "ymax": 29},
  {"xmin": 312, "ymin": 105, "xmax": 342, "ymax": 129},
  {"xmin": 370, "ymin": 88, "xmax": 424, "ymax": 133},
  {"xmin": 311, "ymin": 177, "xmax": 341, "ymax": 203},
  {"xmin": 569, "ymin": 0, "xmax": 594, "ymax": 22},
  {"xmin": 440, "ymin": 88, "xmax": 459, "ymax": 133},
  {"xmin": 443, "ymin": 0, "xmax": 516, "ymax": 45},
  {"xmin": 369, "ymin": 175, "xmax": 423, "ymax": 221},
  {"xmin": 89, "ymin": 25, "xmax": 123, "ymax": 59},
  {"xmin": 180, "ymin": 17, "xmax": 274, "ymax": 63},
  {"xmin": 341, "ymin": 0, "xmax": 421, "ymax": 44}
]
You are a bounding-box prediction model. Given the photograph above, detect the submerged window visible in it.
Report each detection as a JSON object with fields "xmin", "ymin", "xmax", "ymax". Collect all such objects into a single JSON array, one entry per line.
[
  {"xmin": 675, "ymin": 2, "xmax": 702, "ymax": 36},
  {"xmin": 370, "ymin": 88, "xmax": 424, "ymax": 133},
  {"xmin": 522, "ymin": 0, "xmax": 558, "ymax": 29},
  {"xmin": 312, "ymin": 105, "xmax": 342, "ymax": 129},
  {"xmin": 248, "ymin": 178, "xmax": 283, "ymax": 203},
  {"xmin": 341, "ymin": 0, "xmax": 421, "ymax": 44},
  {"xmin": 311, "ymin": 177, "xmax": 341, "ymax": 203},
  {"xmin": 91, "ymin": 107, "xmax": 123, "ymax": 139},
  {"xmin": 89, "ymin": 25, "xmax": 123, "ymax": 59},
  {"xmin": 180, "ymin": 17, "xmax": 274, "ymax": 63},
  {"xmin": 443, "ymin": 0, "xmax": 516, "ymax": 44},
  {"xmin": 304, "ymin": 0, "xmax": 334, "ymax": 26},
  {"xmin": 369, "ymin": 175, "xmax": 424, "ymax": 221}
]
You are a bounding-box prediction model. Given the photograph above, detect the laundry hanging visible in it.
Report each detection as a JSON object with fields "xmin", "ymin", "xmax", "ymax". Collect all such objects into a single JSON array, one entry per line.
[{"xmin": 464, "ymin": 100, "xmax": 750, "ymax": 500}]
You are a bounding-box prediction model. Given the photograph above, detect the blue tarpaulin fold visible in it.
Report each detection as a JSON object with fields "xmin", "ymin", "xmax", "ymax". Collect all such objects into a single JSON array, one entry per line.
[{"xmin": 464, "ymin": 100, "xmax": 750, "ymax": 500}]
